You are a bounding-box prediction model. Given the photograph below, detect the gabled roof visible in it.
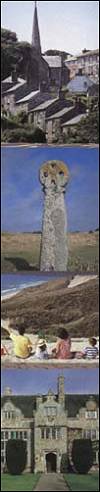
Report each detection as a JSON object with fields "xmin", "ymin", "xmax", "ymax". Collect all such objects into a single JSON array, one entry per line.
[
  {"xmin": 62, "ymin": 113, "xmax": 87, "ymax": 126},
  {"xmin": 16, "ymin": 90, "xmax": 40, "ymax": 104},
  {"xmin": 1, "ymin": 394, "xmax": 99, "ymax": 419},
  {"xmin": 47, "ymin": 105, "xmax": 73, "ymax": 120},
  {"xmin": 6, "ymin": 79, "xmax": 26, "ymax": 94},
  {"xmin": 43, "ymin": 55, "xmax": 62, "ymax": 68},
  {"xmin": 67, "ymin": 75, "xmax": 95, "ymax": 93},
  {"xmin": 2, "ymin": 76, "xmax": 15, "ymax": 84},
  {"xmin": 30, "ymin": 97, "xmax": 58, "ymax": 112},
  {"xmin": 65, "ymin": 49, "xmax": 99, "ymax": 63}
]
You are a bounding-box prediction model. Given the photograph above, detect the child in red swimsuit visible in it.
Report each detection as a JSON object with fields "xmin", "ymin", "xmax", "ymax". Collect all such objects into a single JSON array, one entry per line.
[{"xmin": 52, "ymin": 328, "xmax": 72, "ymax": 359}]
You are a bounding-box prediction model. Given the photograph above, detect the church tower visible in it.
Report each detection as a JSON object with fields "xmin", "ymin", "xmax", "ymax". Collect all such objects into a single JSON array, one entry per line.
[{"xmin": 32, "ymin": 1, "xmax": 41, "ymax": 55}]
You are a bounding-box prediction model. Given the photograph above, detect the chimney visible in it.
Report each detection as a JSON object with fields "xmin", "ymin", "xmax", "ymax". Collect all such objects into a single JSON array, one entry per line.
[
  {"xmin": 36, "ymin": 394, "xmax": 43, "ymax": 408},
  {"xmin": 57, "ymin": 375, "xmax": 65, "ymax": 408},
  {"xmin": 12, "ymin": 68, "xmax": 17, "ymax": 83}
]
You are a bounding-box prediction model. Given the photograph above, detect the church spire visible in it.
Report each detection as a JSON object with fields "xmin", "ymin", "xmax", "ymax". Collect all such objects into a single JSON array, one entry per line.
[{"xmin": 32, "ymin": 1, "xmax": 41, "ymax": 54}]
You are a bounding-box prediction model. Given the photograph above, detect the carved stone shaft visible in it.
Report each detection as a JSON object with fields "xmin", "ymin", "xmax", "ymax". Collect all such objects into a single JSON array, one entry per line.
[{"xmin": 39, "ymin": 160, "xmax": 70, "ymax": 271}]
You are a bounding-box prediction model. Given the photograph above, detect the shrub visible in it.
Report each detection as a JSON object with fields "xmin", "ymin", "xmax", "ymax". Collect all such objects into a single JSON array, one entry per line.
[
  {"xmin": 6, "ymin": 439, "xmax": 27, "ymax": 475},
  {"xmin": 72, "ymin": 439, "xmax": 93, "ymax": 474},
  {"xmin": 60, "ymin": 453, "xmax": 68, "ymax": 473},
  {"xmin": 1, "ymin": 126, "xmax": 46, "ymax": 143}
]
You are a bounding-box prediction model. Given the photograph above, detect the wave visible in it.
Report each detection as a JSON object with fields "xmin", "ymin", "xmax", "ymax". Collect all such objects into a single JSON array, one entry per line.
[{"xmin": 1, "ymin": 279, "xmax": 47, "ymax": 300}]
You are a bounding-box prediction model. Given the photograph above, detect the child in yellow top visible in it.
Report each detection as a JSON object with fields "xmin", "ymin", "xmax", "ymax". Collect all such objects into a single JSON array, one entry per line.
[{"xmin": 1, "ymin": 319, "xmax": 33, "ymax": 359}]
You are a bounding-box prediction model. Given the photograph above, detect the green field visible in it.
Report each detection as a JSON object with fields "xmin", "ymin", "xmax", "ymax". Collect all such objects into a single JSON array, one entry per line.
[
  {"xmin": 1, "ymin": 232, "xmax": 99, "ymax": 273},
  {"xmin": 1, "ymin": 473, "xmax": 40, "ymax": 491},
  {"xmin": 64, "ymin": 473, "xmax": 99, "ymax": 491}
]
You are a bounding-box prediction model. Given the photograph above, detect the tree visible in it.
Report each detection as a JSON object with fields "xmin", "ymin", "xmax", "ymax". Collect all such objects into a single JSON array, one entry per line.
[
  {"xmin": 1, "ymin": 28, "xmax": 33, "ymax": 80},
  {"xmin": 6, "ymin": 439, "xmax": 27, "ymax": 475},
  {"xmin": 62, "ymin": 108, "xmax": 99, "ymax": 144},
  {"xmin": 60, "ymin": 453, "xmax": 68, "ymax": 473},
  {"xmin": 72, "ymin": 439, "xmax": 93, "ymax": 474}
]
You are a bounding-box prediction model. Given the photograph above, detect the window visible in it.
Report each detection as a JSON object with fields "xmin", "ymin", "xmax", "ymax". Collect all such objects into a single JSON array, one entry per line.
[
  {"xmin": 57, "ymin": 428, "xmax": 61, "ymax": 439},
  {"xmin": 46, "ymin": 428, "xmax": 50, "ymax": 439},
  {"xmin": 44, "ymin": 407, "xmax": 57, "ymax": 417},
  {"xmin": 52, "ymin": 428, "xmax": 56, "ymax": 439},
  {"xmin": 41, "ymin": 428, "xmax": 45, "ymax": 439},
  {"xmin": 16, "ymin": 431, "xmax": 19, "ymax": 439},
  {"xmin": 3, "ymin": 411, "xmax": 14, "ymax": 420},
  {"xmin": 86, "ymin": 411, "xmax": 97, "ymax": 419},
  {"xmin": 1, "ymin": 441, "xmax": 4, "ymax": 450},
  {"xmin": 13, "ymin": 431, "xmax": 17, "ymax": 439},
  {"xmin": 1, "ymin": 432, "xmax": 4, "ymax": 439},
  {"xmin": 5, "ymin": 431, "xmax": 8, "ymax": 439},
  {"xmin": 11, "ymin": 431, "xmax": 14, "ymax": 439},
  {"xmin": 83, "ymin": 429, "xmax": 97, "ymax": 439},
  {"xmin": 23, "ymin": 431, "xmax": 27, "ymax": 439},
  {"xmin": 91, "ymin": 430, "xmax": 97, "ymax": 440},
  {"xmin": 19, "ymin": 432, "xmax": 23, "ymax": 439}
]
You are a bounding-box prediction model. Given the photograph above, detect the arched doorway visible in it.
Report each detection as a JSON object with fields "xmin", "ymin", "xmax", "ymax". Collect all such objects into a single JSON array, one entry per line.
[{"xmin": 46, "ymin": 452, "xmax": 57, "ymax": 472}]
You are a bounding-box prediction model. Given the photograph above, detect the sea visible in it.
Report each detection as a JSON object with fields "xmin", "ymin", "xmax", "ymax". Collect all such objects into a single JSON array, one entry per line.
[{"xmin": 1, "ymin": 272, "xmax": 69, "ymax": 300}]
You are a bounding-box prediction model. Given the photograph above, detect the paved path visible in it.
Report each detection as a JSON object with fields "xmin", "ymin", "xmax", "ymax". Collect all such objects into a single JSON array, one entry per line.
[{"xmin": 34, "ymin": 473, "xmax": 69, "ymax": 491}]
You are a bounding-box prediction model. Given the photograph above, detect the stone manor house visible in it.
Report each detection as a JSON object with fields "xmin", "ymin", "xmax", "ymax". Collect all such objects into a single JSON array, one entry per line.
[
  {"xmin": 1, "ymin": 376, "xmax": 99, "ymax": 474},
  {"xmin": 1, "ymin": 2, "xmax": 99, "ymax": 143}
]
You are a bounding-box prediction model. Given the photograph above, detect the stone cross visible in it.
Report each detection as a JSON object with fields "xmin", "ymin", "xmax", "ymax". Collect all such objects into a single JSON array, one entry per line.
[{"xmin": 39, "ymin": 160, "xmax": 70, "ymax": 271}]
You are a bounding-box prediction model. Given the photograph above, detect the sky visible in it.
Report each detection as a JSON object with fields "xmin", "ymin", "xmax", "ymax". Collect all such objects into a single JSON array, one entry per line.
[
  {"xmin": 1, "ymin": 368, "xmax": 99, "ymax": 395},
  {"xmin": 1, "ymin": 1, "xmax": 99, "ymax": 55},
  {"xmin": 1, "ymin": 145, "xmax": 99, "ymax": 233}
]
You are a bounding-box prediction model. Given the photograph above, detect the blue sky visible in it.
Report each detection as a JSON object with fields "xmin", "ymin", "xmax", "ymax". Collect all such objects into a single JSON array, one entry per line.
[
  {"xmin": 1, "ymin": 146, "xmax": 99, "ymax": 233},
  {"xmin": 1, "ymin": 1, "xmax": 99, "ymax": 54},
  {"xmin": 1, "ymin": 368, "xmax": 99, "ymax": 395}
]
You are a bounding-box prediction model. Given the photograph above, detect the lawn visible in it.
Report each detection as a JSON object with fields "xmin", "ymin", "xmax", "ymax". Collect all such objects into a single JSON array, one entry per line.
[
  {"xmin": 1, "ymin": 473, "xmax": 40, "ymax": 491},
  {"xmin": 64, "ymin": 472, "xmax": 99, "ymax": 491}
]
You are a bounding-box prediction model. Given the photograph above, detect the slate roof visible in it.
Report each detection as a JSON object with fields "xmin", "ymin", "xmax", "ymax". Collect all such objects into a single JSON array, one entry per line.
[
  {"xmin": 65, "ymin": 49, "xmax": 99, "ymax": 64},
  {"xmin": 43, "ymin": 55, "xmax": 62, "ymax": 68},
  {"xmin": 77, "ymin": 49, "xmax": 99, "ymax": 59},
  {"xmin": 5, "ymin": 79, "xmax": 26, "ymax": 94},
  {"xmin": 61, "ymin": 113, "xmax": 87, "ymax": 126},
  {"xmin": 47, "ymin": 105, "xmax": 73, "ymax": 120},
  {"xmin": 30, "ymin": 98, "xmax": 58, "ymax": 112},
  {"xmin": 2, "ymin": 76, "xmax": 15, "ymax": 83},
  {"xmin": 2, "ymin": 394, "xmax": 98, "ymax": 419},
  {"xmin": 16, "ymin": 90, "xmax": 40, "ymax": 104},
  {"xmin": 67, "ymin": 75, "xmax": 95, "ymax": 93},
  {"xmin": 1, "ymin": 78, "xmax": 26, "ymax": 96}
]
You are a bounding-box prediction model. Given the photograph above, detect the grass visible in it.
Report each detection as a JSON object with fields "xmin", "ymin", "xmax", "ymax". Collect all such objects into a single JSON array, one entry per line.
[
  {"xmin": 1, "ymin": 473, "xmax": 40, "ymax": 491},
  {"xmin": 64, "ymin": 472, "xmax": 99, "ymax": 491},
  {"xmin": 1, "ymin": 232, "xmax": 99, "ymax": 273}
]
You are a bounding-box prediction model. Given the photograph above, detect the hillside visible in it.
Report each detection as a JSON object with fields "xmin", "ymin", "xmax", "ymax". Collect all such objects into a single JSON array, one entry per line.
[
  {"xmin": 1, "ymin": 277, "xmax": 99, "ymax": 339},
  {"xmin": 1, "ymin": 231, "xmax": 99, "ymax": 273}
]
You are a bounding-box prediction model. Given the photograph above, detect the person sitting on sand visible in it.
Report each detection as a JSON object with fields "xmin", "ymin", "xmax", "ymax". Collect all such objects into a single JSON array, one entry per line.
[
  {"xmin": 80, "ymin": 337, "xmax": 99, "ymax": 359},
  {"xmin": 1, "ymin": 319, "xmax": 33, "ymax": 359},
  {"xmin": 34, "ymin": 339, "xmax": 49, "ymax": 360},
  {"xmin": 52, "ymin": 328, "xmax": 72, "ymax": 360}
]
